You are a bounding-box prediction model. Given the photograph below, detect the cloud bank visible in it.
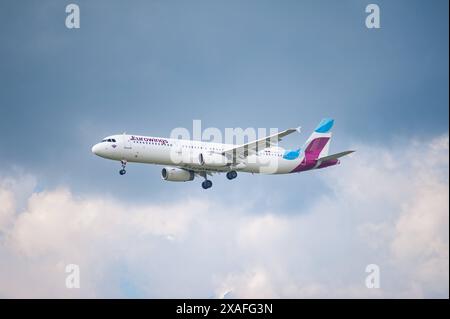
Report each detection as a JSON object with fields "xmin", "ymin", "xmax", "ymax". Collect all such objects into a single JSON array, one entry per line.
[{"xmin": 0, "ymin": 134, "xmax": 448, "ymax": 298}]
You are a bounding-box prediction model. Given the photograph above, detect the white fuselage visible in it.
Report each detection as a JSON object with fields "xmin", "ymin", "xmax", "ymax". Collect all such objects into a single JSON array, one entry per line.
[{"xmin": 91, "ymin": 134, "xmax": 304, "ymax": 175}]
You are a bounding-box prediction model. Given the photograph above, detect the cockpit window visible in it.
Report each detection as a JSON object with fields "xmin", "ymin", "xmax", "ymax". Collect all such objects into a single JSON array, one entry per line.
[{"xmin": 101, "ymin": 139, "xmax": 116, "ymax": 143}]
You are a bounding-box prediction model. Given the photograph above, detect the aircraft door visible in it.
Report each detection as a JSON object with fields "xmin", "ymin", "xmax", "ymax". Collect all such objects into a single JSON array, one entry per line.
[{"xmin": 122, "ymin": 133, "xmax": 133, "ymax": 160}]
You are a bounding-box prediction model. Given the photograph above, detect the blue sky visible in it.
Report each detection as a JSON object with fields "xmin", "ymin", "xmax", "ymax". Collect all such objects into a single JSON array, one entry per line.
[
  {"xmin": 0, "ymin": 0, "xmax": 448, "ymax": 298},
  {"xmin": 1, "ymin": 0, "xmax": 448, "ymax": 198}
]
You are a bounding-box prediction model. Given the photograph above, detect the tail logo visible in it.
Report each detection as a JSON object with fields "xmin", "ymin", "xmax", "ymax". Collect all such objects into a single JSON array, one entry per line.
[{"xmin": 314, "ymin": 118, "xmax": 334, "ymax": 133}]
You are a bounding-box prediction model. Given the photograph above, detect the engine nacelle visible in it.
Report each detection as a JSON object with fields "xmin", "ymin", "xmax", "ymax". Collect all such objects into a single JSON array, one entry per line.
[
  {"xmin": 161, "ymin": 167, "xmax": 194, "ymax": 182},
  {"xmin": 198, "ymin": 153, "xmax": 231, "ymax": 167}
]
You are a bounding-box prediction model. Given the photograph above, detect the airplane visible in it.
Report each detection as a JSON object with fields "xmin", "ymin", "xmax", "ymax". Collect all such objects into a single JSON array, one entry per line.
[{"xmin": 91, "ymin": 118, "xmax": 354, "ymax": 189}]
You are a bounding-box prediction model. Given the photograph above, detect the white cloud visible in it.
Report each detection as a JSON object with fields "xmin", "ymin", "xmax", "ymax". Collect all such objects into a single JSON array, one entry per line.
[
  {"xmin": 0, "ymin": 134, "xmax": 448, "ymax": 298},
  {"xmin": 0, "ymin": 188, "xmax": 15, "ymax": 232},
  {"xmin": 0, "ymin": 172, "xmax": 36, "ymax": 233}
]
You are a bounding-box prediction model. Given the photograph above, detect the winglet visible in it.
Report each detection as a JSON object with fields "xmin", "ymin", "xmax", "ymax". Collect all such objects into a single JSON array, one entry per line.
[{"xmin": 315, "ymin": 118, "xmax": 334, "ymax": 133}]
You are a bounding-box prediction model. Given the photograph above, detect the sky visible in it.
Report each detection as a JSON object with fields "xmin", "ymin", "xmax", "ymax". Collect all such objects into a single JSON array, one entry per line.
[{"xmin": 0, "ymin": 0, "xmax": 448, "ymax": 298}]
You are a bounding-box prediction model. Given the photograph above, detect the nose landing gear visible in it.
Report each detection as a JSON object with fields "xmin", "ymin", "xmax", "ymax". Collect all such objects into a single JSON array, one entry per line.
[{"xmin": 119, "ymin": 160, "xmax": 127, "ymax": 175}]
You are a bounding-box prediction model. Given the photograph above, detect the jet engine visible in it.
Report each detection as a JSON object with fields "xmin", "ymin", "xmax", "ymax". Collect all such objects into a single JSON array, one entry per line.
[{"xmin": 161, "ymin": 167, "xmax": 195, "ymax": 182}]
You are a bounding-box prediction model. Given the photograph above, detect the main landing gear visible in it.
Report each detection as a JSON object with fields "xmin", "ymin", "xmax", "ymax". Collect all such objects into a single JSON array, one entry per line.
[
  {"xmin": 200, "ymin": 172, "xmax": 213, "ymax": 189},
  {"xmin": 201, "ymin": 171, "xmax": 237, "ymax": 189},
  {"xmin": 119, "ymin": 160, "xmax": 127, "ymax": 175},
  {"xmin": 201, "ymin": 180, "xmax": 213, "ymax": 189},
  {"xmin": 226, "ymin": 171, "xmax": 237, "ymax": 180}
]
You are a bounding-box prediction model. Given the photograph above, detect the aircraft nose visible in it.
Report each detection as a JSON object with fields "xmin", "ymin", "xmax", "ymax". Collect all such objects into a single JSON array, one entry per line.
[{"xmin": 91, "ymin": 143, "xmax": 100, "ymax": 155}]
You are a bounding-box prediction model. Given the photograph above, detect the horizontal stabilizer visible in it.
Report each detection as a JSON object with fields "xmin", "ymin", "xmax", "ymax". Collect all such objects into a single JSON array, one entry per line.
[{"xmin": 318, "ymin": 150, "xmax": 355, "ymax": 162}]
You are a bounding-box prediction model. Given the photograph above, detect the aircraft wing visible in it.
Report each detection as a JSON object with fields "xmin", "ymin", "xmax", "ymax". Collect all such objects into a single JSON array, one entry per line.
[
  {"xmin": 222, "ymin": 127, "xmax": 300, "ymax": 162},
  {"xmin": 318, "ymin": 150, "xmax": 355, "ymax": 162}
]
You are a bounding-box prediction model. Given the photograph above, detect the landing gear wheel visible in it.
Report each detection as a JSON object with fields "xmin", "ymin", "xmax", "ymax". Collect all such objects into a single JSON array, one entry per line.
[
  {"xmin": 119, "ymin": 160, "xmax": 127, "ymax": 175},
  {"xmin": 201, "ymin": 180, "xmax": 213, "ymax": 189},
  {"xmin": 226, "ymin": 171, "xmax": 237, "ymax": 180}
]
